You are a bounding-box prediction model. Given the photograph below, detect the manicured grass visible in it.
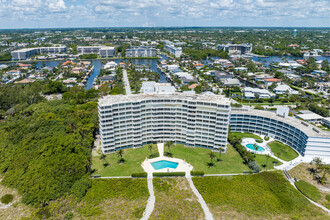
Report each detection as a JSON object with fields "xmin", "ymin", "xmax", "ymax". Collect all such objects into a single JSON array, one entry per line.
[
  {"xmin": 231, "ymin": 132, "xmax": 262, "ymax": 140},
  {"xmin": 295, "ymin": 180, "xmax": 321, "ymax": 202},
  {"xmin": 268, "ymin": 141, "xmax": 299, "ymax": 161},
  {"xmin": 171, "ymin": 144, "xmax": 250, "ymax": 174},
  {"xmin": 76, "ymin": 179, "xmax": 149, "ymax": 219},
  {"xmin": 254, "ymin": 154, "xmax": 282, "ymax": 170},
  {"xmin": 193, "ymin": 172, "xmax": 328, "ymax": 219},
  {"xmin": 92, "ymin": 145, "xmax": 157, "ymax": 176},
  {"xmin": 150, "ymin": 177, "xmax": 204, "ymax": 219}
]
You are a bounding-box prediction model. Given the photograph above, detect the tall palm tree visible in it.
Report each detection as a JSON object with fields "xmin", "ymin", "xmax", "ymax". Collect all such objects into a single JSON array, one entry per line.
[
  {"xmin": 218, "ymin": 148, "xmax": 224, "ymax": 162},
  {"xmin": 117, "ymin": 149, "xmax": 124, "ymax": 159},
  {"xmin": 148, "ymin": 144, "xmax": 153, "ymax": 155},
  {"xmin": 209, "ymin": 151, "xmax": 216, "ymax": 164},
  {"xmin": 165, "ymin": 141, "xmax": 173, "ymax": 153}
]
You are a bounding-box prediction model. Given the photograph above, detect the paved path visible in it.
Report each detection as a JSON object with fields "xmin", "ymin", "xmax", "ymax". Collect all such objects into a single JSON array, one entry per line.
[
  {"xmin": 141, "ymin": 177, "xmax": 155, "ymax": 220},
  {"xmin": 122, "ymin": 69, "xmax": 131, "ymax": 95},
  {"xmin": 186, "ymin": 176, "xmax": 214, "ymax": 220},
  {"xmin": 287, "ymin": 178, "xmax": 330, "ymax": 214},
  {"xmin": 157, "ymin": 143, "xmax": 164, "ymax": 157}
]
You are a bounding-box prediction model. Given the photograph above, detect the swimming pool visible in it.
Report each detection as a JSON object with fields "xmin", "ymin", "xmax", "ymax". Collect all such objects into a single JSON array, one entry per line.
[
  {"xmin": 151, "ymin": 160, "xmax": 179, "ymax": 170},
  {"xmin": 246, "ymin": 144, "xmax": 265, "ymax": 152}
]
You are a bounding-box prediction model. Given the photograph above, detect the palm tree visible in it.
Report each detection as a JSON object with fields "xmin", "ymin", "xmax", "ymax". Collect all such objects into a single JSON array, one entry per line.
[
  {"xmin": 148, "ymin": 144, "xmax": 153, "ymax": 155},
  {"xmin": 117, "ymin": 149, "xmax": 124, "ymax": 161},
  {"xmin": 218, "ymin": 148, "xmax": 224, "ymax": 162},
  {"xmin": 254, "ymin": 143, "xmax": 259, "ymax": 153},
  {"xmin": 165, "ymin": 141, "xmax": 173, "ymax": 153},
  {"xmin": 209, "ymin": 151, "xmax": 216, "ymax": 164},
  {"xmin": 265, "ymin": 154, "xmax": 271, "ymax": 170}
]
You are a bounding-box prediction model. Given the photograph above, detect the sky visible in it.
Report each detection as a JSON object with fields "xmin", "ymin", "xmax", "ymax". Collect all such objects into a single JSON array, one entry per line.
[{"xmin": 0, "ymin": 0, "xmax": 329, "ymax": 29}]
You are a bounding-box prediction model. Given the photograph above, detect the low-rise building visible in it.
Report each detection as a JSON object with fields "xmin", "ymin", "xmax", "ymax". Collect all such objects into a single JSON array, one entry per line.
[
  {"xmin": 244, "ymin": 87, "xmax": 274, "ymax": 99},
  {"xmin": 264, "ymin": 78, "xmax": 281, "ymax": 88},
  {"xmin": 273, "ymin": 84, "xmax": 299, "ymax": 95},
  {"xmin": 297, "ymin": 113, "xmax": 324, "ymax": 124},
  {"xmin": 140, "ymin": 81, "xmax": 176, "ymax": 94}
]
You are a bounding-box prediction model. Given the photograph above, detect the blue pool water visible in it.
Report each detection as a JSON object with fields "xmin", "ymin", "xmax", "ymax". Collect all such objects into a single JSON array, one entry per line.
[
  {"xmin": 246, "ymin": 144, "xmax": 265, "ymax": 152},
  {"xmin": 151, "ymin": 160, "xmax": 179, "ymax": 170}
]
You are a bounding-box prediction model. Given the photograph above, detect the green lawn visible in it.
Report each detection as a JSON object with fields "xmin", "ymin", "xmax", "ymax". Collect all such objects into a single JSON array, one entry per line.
[
  {"xmin": 268, "ymin": 141, "xmax": 299, "ymax": 161},
  {"xmin": 92, "ymin": 145, "xmax": 157, "ymax": 176},
  {"xmin": 295, "ymin": 180, "xmax": 321, "ymax": 202},
  {"xmin": 171, "ymin": 144, "xmax": 250, "ymax": 174},
  {"xmin": 254, "ymin": 154, "xmax": 282, "ymax": 170},
  {"xmin": 231, "ymin": 132, "xmax": 262, "ymax": 141},
  {"xmin": 193, "ymin": 172, "xmax": 328, "ymax": 219}
]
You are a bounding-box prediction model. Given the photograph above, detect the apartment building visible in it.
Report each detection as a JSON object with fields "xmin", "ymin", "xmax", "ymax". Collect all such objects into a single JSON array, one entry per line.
[
  {"xmin": 163, "ymin": 41, "xmax": 182, "ymax": 58},
  {"xmin": 99, "ymin": 93, "xmax": 231, "ymax": 153},
  {"xmin": 125, "ymin": 46, "xmax": 156, "ymax": 57},
  {"xmin": 77, "ymin": 46, "xmax": 115, "ymax": 57},
  {"xmin": 11, "ymin": 46, "xmax": 67, "ymax": 60}
]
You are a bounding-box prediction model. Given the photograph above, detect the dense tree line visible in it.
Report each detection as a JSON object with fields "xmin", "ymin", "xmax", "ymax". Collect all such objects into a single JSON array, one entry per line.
[
  {"xmin": 309, "ymin": 103, "xmax": 329, "ymax": 117},
  {"xmin": 0, "ymin": 83, "xmax": 99, "ymax": 207},
  {"xmin": 183, "ymin": 49, "xmax": 229, "ymax": 60},
  {"xmin": 0, "ymin": 52, "xmax": 12, "ymax": 61}
]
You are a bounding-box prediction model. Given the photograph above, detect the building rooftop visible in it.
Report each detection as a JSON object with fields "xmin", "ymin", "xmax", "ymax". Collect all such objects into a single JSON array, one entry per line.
[
  {"xmin": 99, "ymin": 93, "xmax": 231, "ymax": 107},
  {"xmin": 231, "ymin": 108, "xmax": 330, "ymax": 138},
  {"xmin": 297, "ymin": 113, "xmax": 324, "ymax": 120}
]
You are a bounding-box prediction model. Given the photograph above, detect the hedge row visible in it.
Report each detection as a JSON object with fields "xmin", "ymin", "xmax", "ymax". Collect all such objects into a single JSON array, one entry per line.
[
  {"xmin": 190, "ymin": 171, "xmax": 204, "ymax": 176},
  {"xmin": 153, "ymin": 172, "xmax": 186, "ymax": 177},
  {"xmin": 228, "ymin": 133, "xmax": 260, "ymax": 173},
  {"xmin": 131, "ymin": 172, "xmax": 148, "ymax": 178}
]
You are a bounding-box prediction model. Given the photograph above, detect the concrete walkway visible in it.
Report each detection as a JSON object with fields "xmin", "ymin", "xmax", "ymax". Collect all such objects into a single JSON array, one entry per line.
[
  {"xmin": 141, "ymin": 177, "xmax": 155, "ymax": 220},
  {"xmin": 122, "ymin": 69, "xmax": 131, "ymax": 95},
  {"xmin": 186, "ymin": 176, "xmax": 214, "ymax": 220},
  {"xmin": 157, "ymin": 143, "xmax": 164, "ymax": 157}
]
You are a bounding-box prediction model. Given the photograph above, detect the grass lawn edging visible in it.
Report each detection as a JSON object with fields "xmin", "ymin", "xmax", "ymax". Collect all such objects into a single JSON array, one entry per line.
[{"xmin": 294, "ymin": 180, "xmax": 321, "ymax": 202}]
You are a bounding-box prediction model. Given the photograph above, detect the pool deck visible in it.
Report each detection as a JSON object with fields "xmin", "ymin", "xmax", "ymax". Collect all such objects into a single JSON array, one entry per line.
[
  {"xmin": 241, "ymin": 136, "xmax": 273, "ymax": 155},
  {"xmin": 142, "ymin": 143, "xmax": 193, "ymax": 177}
]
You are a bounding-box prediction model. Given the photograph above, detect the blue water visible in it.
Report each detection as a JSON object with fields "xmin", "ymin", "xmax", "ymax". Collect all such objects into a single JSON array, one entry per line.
[
  {"xmin": 246, "ymin": 144, "xmax": 265, "ymax": 152},
  {"xmin": 151, "ymin": 160, "xmax": 179, "ymax": 170},
  {"xmin": 12, "ymin": 57, "xmax": 170, "ymax": 90}
]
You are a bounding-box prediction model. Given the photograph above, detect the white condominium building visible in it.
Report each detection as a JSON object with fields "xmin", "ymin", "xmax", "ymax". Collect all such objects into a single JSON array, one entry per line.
[
  {"xmin": 125, "ymin": 46, "xmax": 156, "ymax": 57},
  {"xmin": 99, "ymin": 93, "xmax": 231, "ymax": 153},
  {"xmin": 77, "ymin": 46, "xmax": 115, "ymax": 57}
]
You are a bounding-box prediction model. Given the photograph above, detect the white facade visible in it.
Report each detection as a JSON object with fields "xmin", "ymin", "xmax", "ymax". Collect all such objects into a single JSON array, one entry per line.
[
  {"xmin": 125, "ymin": 46, "xmax": 156, "ymax": 57},
  {"xmin": 140, "ymin": 81, "xmax": 176, "ymax": 94},
  {"xmin": 230, "ymin": 108, "xmax": 330, "ymax": 160},
  {"xmin": 99, "ymin": 94, "xmax": 231, "ymax": 153},
  {"xmin": 164, "ymin": 43, "xmax": 182, "ymax": 58},
  {"xmin": 244, "ymin": 87, "xmax": 274, "ymax": 99}
]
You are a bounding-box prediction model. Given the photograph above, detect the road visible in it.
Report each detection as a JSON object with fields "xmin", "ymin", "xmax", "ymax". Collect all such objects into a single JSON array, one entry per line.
[{"xmin": 122, "ymin": 69, "xmax": 131, "ymax": 95}]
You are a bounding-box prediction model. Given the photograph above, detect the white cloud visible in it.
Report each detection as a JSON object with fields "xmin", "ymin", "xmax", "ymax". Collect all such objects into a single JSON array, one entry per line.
[{"xmin": 0, "ymin": 0, "xmax": 329, "ymax": 28}]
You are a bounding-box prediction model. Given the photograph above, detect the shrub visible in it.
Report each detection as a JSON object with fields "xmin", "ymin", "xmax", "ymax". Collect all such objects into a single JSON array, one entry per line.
[
  {"xmin": 70, "ymin": 176, "xmax": 92, "ymax": 202},
  {"xmin": 248, "ymin": 161, "xmax": 260, "ymax": 173},
  {"xmin": 132, "ymin": 172, "xmax": 148, "ymax": 178},
  {"xmin": 153, "ymin": 172, "xmax": 185, "ymax": 177},
  {"xmin": 1, "ymin": 194, "xmax": 13, "ymax": 204},
  {"xmin": 256, "ymin": 139, "xmax": 263, "ymax": 143},
  {"xmin": 148, "ymin": 153, "xmax": 160, "ymax": 159},
  {"xmin": 64, "ymin": 211, "xmax": 74, "ymax": 220},
  {"xmin": 326, "ymin": 194, "xmax": 330, "ymax": 202},
  {"xmin": 36, "ymin": 207, "xmax": 52, "ymax": 219},
  {"xmin": 254, "ymin": 105, "xmax": 264, "ymax": 110},
  {"xmin": 294, "ymin": 180, "xmax": 321, "ymax": 202},
  {"xmin": 264, "ymin": 136, "xmax": 270, "ymax": 141},
  {"xmin": 190, "ymin": 171, "xmax": 204, "ymax": 176}
]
